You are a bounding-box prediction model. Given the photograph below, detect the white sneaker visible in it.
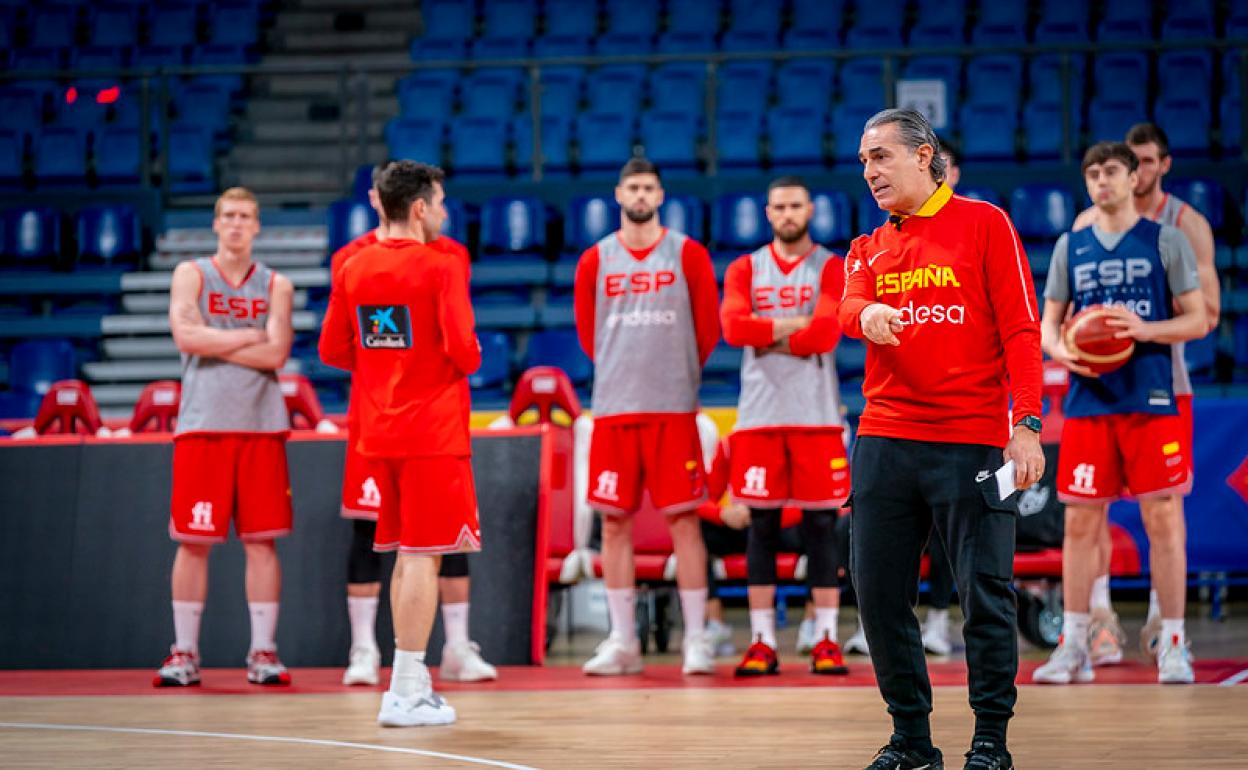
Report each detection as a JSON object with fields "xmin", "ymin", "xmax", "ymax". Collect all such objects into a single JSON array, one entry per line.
[
  {"xmin": 1139, "ymin": 614, "xmax": 1162, "ymax": 660},
  {"xmin": 921, "ymin": 610, "xmax": 952, "ymax": 656},
  {"xmin": 705, "ymin": 619, "xmax": 735, "ymax": 658},
  {"xmin": 377, "ymin": 689, "xmax": 457, "ymax": 727},
  {"xmin": 1157, "ymin": 635, "xmax": 1195, "ymax": 684},
  {"xmin": 795, "ymin": 618, "xmax": 818, "ymax": 654},
  {"xmin": 1032, "ymin": 640, "xmax": 1094, "ymax": 684},
  {"xmin": 440, "ymin": 640, "xmax": 498, "ymax": 682},
  {"xmin": 681, "ymin": 632, "xmax": 715, "ymax": 675},
  {"xmin": 343, "ymin": 646, "xmax": 380, "ymax": 686},
  {"xmin": 1087, "ymin": 608, "xmax": 1126, "ymax": 667},
  {"xmin": 582, "ymin": 636, "xmax": 643, "ymax": 676},
  {"xmin": 153, "ymin": 647, "xmax": 200, "ymax": 687},
  {"xmin": 843, "ymin": 621, "xmax": 870, "ymax": 656}
]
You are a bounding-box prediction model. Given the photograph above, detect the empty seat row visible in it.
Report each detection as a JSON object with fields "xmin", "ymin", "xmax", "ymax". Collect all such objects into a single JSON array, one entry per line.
[
  {"xmin": 2, "ymin": 1, "xmax": 264, "ymax": 51},
  {"xmin": 0, "ymin": 204, "xmax": 143, "ymax": 270},
  {"xmin": 0, "ymin": 126, "xmax": 214, "ymax": 192}
]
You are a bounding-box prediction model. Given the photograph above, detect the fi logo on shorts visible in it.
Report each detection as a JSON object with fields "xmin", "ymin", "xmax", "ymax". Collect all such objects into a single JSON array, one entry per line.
[{"xmin": 357, "ymin": 305, "xmax": 412, "ymax": 349}]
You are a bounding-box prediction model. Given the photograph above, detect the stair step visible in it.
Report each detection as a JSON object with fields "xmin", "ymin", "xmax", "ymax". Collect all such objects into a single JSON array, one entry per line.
[
  {"xmin": 91, "ymin": 384, "xmax": 148, "ymax": 409},
  {"xmin": 249, "ymin": 120, "xmax": 388, "ymax": 143},
  {"xmin": 102, "ymin": 311, "xmax": 321, "ymax": 335},
  {"xmin": 227, "ymin": 141, "xmax": 388, "ymax": 168},
  {"xmin": 123, "ymin": 290, "xmax": 310, "ymax": 315},
  {"xmin": 103, "ymin": 337, "xmax": 180, "ymax": 359},
  {"xmin": 227, "ymin": 167, "xmax": 349, "ymax": 194},
  {"xmin": 157, "ymin": 227, "xmax": 327, "ymax": 253},
  {"xmin": 121, "ymin": 268, "xmax": 329, "ymax": 291},
  {"xmin": 149, "ymin": 251, "xmax": 328, "ymax": 270},
  {"xmin": 85, "ymin": 358, "xmax": 304, "ymax": 383},
  {"xmin": 259, "ymin": 73, "xmax": 396, "ymax": 98},
  {"xmin": 278, "ymin": 29, "xmax": 411, "ymax": 52},
  {"xmin": 296, "ymin": 0, "xmax": 417, "ymax": 11},
  {"xmin": 262, "ymin": 51, "xmax": 413, "ymax": 69}
]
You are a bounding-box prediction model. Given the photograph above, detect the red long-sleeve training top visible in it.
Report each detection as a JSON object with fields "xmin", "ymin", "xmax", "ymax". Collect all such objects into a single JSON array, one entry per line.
[
  {"xmin": 836, "ymin": 184, "xmax": 1042, "ymax": 448},
  {"xmin": 720, "ymin": 244, "xmax": 845, "ymax": 355}
]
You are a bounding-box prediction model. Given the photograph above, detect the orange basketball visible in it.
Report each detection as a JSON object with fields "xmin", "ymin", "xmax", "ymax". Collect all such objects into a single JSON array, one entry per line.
[{"xmin": 1063, "ymin": 305, "xmax": 1135, "ymax": 374}]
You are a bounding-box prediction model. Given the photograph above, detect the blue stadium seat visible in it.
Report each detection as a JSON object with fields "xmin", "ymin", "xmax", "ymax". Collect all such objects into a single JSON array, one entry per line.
[
  {"xmin": 1161, "ymin": 15, "xmax": 1213, "ymax": 40},
  {"xmin": 958, "ymin": 102, "xmax": 1017, "ymax": 160},
  {"xmin": 575, "ymin": 112, "xmax": 634, "ymax": 174},
  {"xmin": 1022, "ymin": 100, "xmax": 1080, "ymax": 158},
  {"xmin": 1221, "ymin": 96, "xmax": 1242, "ymax": 154},
  {"xmin": 651, "ymin": 66, "xmax": 706, "ymax": 116},
  {"xmin": 422, "ymin": 0, "xmax": 476, "ymax": 40},
  {"xmin": 34, "ymin": 127, "xmax": 87, "ymax": 187},
  {"xmin": 208, "ymin": 1, "xmax": 261, "ymax": 47},
  {"xmin": 461, "ymin": 72, "xmax": 518, "ymax": 119},
  {"xmin": 53, "ymin": 93, "xmax": 110, "ymax": 136},
  {"xmin": 1164, "ymin": 0, "xmax": 1212, "ymax": 22},
  {"xmin": 784, "ymin": 27, "xmax": 841, "ymax": 50},
  {"xmin": 513, "ymin": 115, "xmax": 573, "ymax": 174},
  {"xmin": 409, "ymin": 37, "xmax": 466, "ymax": 61},
  {"xmin": 845, "ymin": 25, "xmax": 903, "ymax": 49},
  {"xmin": 0, "ymin": 10, "xmax": 11, "ymax": 51},
  {"xmin": 532, "ymin": 34, "xmax": 593, "ymax": 68},
  {"xmin": 831, "ymin": 103, "xmax": 877, "ymax": 162},
  {"xmin": 790, "ymin": 0, "xmax": 845, "ymax": 33},
  {"xmin": 0, "ymin": 131, "xmax": 21, "ymax": 189},
  {"xmin": 715, "ymin": 109, "xmax": 762, "ymax": 169},
  {"xmin": 565, "ymin": 195, "xmax": 619, "ymax": 252},
  {"xmin": 1010, "ymin": 184, "xmax": 1075, "ymax": 239},
  {"xmin": 174, "ymin": 84, "xmax": 231, "ymax": 135},
  {"xmin": 473, "ymin": 289, "xmax": 538, "ymax": 329},
  {"xmin": 166, "ymin": 126, "xmax": 215, "ymax": 193},
  {"xmin": 956, "ymin": 185, "xmax": 1002, "ymax": 207},
  {"xmin": 857, "ymin": 190, "xmax": 887, "ymax": 234},
  {"xmin": 91, "ymin": 4, "xmax": 138, "ymax": 47},
  {"xmin": 902, "ymin": 56, "xmax": 961, "ymax": 122},
  {"xmin": 76, "ymin": 204, "xmax": 140, "ymax": 268},
  {"xmin": 966, "ymin": 55, "xmax": 1023, "ymax": 111},
  {"xmin": 443, "ymin": 198, "xmax": 472, "ymax": 246},
  {"xmin": 594, "ymin": 31, "xmax": 655, "ymax": 60},
  {"xmin": 656, "ymin": 30, "xmax": 716, "ymax": 54},
  {"xmin": 9, "ymin": 339, "xmax": 76, "ymax": 395},
  {"xmin": 1167, "ymin": 178, "xmax": 1224, "ymax": 231},
  {"xmin": 68, "ymin": 47, "xmax": 126, "ymax": 94},
  {"xmin": 666, "ymin": 0, "xmax": 723, "ymax": 35},
  {"xmin": 1034, "ymin": 4, "xmax": 1089, "ymax": 43},
  {"xmin": 9, "ymin": 48, "xmax": 62, "ymax": 99},
  {"xmin": 728, "ymin": 0, "xmax": 782, "ymax": 35},
  {"xmin": 855, "ymin": 0, "xmax": 905, "ymax": 28},
  {"xmin": 471, "ymin": 255, "xmax": 550, "ymax": 289},
  {"xmin": 133, "ymin": 45, "xmax": 185, "ymax": 69},
  {"xmin": 720, "ymin": 29, "xmax": 777, "ymax": 53},
  {"xmin": 1158, "ymin": 51, "xmax": 1212, "ymax": 105},
  {"xmin": 840, "ymin": 59, "xmax": 887, "ymax": 110},
  {"xmin": 715, "ymin": 63, "xmax": 770, "ymax": 115},
  {"xmin": 972, "ymin": 0, "xmax": 1026, "ymax": 43},
  {"xmin": 604, "ymin": 0, "xmax": 659, "ymax": 36},
  {"xmin": 539, "ymin": 288, "xmax": 575, "ymax": 327},
  {"xmin": 0, "ymin": 89, "xmax": 43, "ymax": 137},
  {"xmin": 326, "ymin": 199, "xmax": 378, "ymax": 257},
  {"xmin": 587, "ymin": 68, "xmax": 645, "ymax": 119},
  {"xmin": 384, "ymin": 117, "xmax": 444, "ymax": 165},
  {"xmin": 767, "ymin": 107, "xmax": 825, "ymax": 168},
  {"xmin": 526, "ymin": 329, "xmax": 592, "ymax": 384},
  {"xmin": 1155, "ymin": 97, "xmax": 1211, "ymax": 157},
  {"xmin": 640, "ymin": 110, "xmax": 700, "ymax": 171},
  {"xmin": 712, "ymin": 193, "xmax": 770, "ymax": 251},
  {"xmin": 396, "ymin": 73, "xmax": 456, "ymax": 121},
  {"xmin": 808, "ymin": 189, "xmax": 853, "ymax": 246},
  {"xmin": 1097, "ymin": 17, "xmax": 1153, "ymax": 42},
  {"xmin": 1028, "ymin": 54, "xmax": 1086, "ymax": 107},
  {"xmin": 659, "ymin": 195, "xmax": 705, "ymax": 241},
  {"xmin": 468, "ymin": 38, "xmax": 529, "ymax": 87},
  {"xmin": 30, "ymin": 5, "xmax": 76, "ymax": 49},
  {"xmin": 544, "ymin": 0, "xmax": 597, "ymax": 37},
  {"xmin": 148, "ymin": 3, "xmax": 199, "ymax": 48},
  {"xmin": 1185, "ymin": 331, "xmax": 1217, "ymax": 383},
  {"xmin": 189, "ymin": 45, "xmax": 249, "ymax": 94},
  {"xmin": 1088, "ymin": 98, "xmax": 1147, "ymax": 143},
  {"xmin": 451, "ymin": 116, "xmax": 509, "ymax": 177},
  {"xmin": 2, "ymin": 206, "xmax": 61, "ymax": 268},
  {"xmin": 483, "ymin": 0, "xmax": 537, "ymax": 39},
  {"xmin": 1094, "ymin": 52, "xmax": 1149, "ymax": 104},
  {"xmin": 776, "ymin": 61, "xmax": 836, "ymax": 113},
  {"xmin": 529, "ymin": 72, "xmax": 581, "ymax": 121},
  {"xmin": 481, "ymin": 196, "xmax": 547, "ymax": 254},
  {"xmin": 470, "ymin": 332, "xmax": 513, "ymax": 390},
  {"xmin": 94, "ymin": 128, "xmax": 141, "ymax": 186},
  {"xmin": 909, "ymin": 17, "xmax": 965, "ymax": 47}
]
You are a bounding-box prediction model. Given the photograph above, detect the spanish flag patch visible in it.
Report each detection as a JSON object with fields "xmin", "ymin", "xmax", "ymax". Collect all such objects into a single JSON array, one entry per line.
[
  {"xmin": 830, "ymin": 458, "xmax": 848, "ymax": 470},
  {"xmin": 1162, "ymin": 441, "xmax": 1180, "ymax": 456}
]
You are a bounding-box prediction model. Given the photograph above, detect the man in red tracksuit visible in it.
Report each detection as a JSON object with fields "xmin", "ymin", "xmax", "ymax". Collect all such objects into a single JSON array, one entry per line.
[
  {"xmin": 320, "ymin": 160, "xmax": 480, "ymax": 728},
  {"xmin": 840, "ymin": 110, "xmax": 1044, "ymax": 770}
]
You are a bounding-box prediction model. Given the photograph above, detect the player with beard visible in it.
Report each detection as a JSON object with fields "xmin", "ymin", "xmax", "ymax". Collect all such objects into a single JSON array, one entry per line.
[
  {"xmin": 720, "ymin": 176, "xmax": 851, "ymax": 677},
  {"xmin": 575, "ymin": 157, "xmax": 720, "ymax": 676}
]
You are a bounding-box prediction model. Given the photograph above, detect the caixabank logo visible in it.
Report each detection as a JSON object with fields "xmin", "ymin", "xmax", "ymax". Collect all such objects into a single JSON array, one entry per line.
[{"xmin": 357, "ymin": 305, "xmax": 412, "ymax": 349}]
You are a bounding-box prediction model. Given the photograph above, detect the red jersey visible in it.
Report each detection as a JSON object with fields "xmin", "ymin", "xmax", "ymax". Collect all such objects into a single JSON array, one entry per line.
[
  {"xmin": 721, "ymin": 244, "xmax": 844, "ymax": 356},
  {"xmin": 836, "ymin": 184, "xmax": 1042, "ymax": 448},
  {"xmin": 319, "ymin": 238, "xmax": 480, "ymax": 457}
]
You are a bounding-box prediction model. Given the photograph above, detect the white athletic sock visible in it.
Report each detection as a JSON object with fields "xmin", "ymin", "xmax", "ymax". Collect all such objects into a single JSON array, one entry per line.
[
  {"xmin": 679, "ymin": 588, "xmax": 707, "ymax": 639},
  {"xmin": 749, "ymin": 608, "xmax": 777, "ymax": 648},
  {"xmin": 814, "ymin": 607, "xmax": 839, "ymax": 643},
  {"xmin": 1161, "ymin": 618, "xmax": 1186, "ymax": 646},
  {"xmin": 172, "ymin": 600, "xmax": 203, "ymax": 655},
  {"xmin": 347, "ymin": 596, "xmax": 379, "ymax": 652},
  {"xmin": 1063, "ymin": 611, "xmax": 1090, "ymax": 650},
  {"xmin": 1147, "ymin": 589, "xmax": 1162, "ymax": 621},
  {"xmin": 1089, "ymin": 574, "xmax": 1112, "ymax": 612},
  {"xmin": 925, "ymin": 607, "xmax": 949, "ymax": 627},
  {"xmin": 248, "ymin": 601, "xmax": 279, "ymax": 652},
  {"xmin": 390, "ymin": 649, "xmax": 427, "ymax": 698},
  {"xmin": 442, "ymin": 602, "xmax": 470, "ymax": 646},
  {"xmin": 606, "ymin": 588, "xmax": 637, "ymax": 644}
]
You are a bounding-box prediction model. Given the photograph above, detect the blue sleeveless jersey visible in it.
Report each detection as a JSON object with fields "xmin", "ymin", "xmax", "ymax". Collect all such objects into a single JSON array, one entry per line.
[{"xmin": 1065, "ymin": 219, "xmax": 1176, "ymax": 418}]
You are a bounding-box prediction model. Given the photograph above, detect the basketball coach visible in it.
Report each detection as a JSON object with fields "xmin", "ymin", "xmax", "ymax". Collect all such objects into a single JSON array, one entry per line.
[{"xmin": 838, "ymin": 109, "xmax": 1044, "ymax": 770}]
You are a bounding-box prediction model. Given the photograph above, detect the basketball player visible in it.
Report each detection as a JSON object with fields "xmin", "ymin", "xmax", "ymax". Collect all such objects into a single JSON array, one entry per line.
[
  {"xmin": 320, "ymin": 160, "xmax": 481, "ymax": 726},
  {"xmin": 720, "ymin": 176, "xmax": 850, "ymax": 677},
  {"xmin": 156, "ymin": 187, "xmax": 296, "ymax": 687},
  {"xmin": 334, "ymin": 163, "xmax": 495, "ymax": 687},
  {"xmin": 1069, "ymin": 122, "xmax": 1221, "ymax": 667},
  {"xmin": 842, "ymin": 109, "xmax": 1044, "ymax": 770},
  {"xmin": 1035, "ymin": 142, "xmax": 1206, "ymax": 686},
  {"xmin": 574, "ymin": 157, "xmax": 720, "ymax": 676}
]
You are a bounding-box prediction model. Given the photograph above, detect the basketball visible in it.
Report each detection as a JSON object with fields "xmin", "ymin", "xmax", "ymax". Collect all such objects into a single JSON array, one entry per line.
[{"xmin": 1063, "ymin": 305, "xmax": 1136, "ymax": 374}]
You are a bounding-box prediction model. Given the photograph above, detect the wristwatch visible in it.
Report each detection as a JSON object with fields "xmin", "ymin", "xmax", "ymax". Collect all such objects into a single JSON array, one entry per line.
[{"xmin": 1014, "ymin": 415, "xmax": 1042, "ymax": 434}]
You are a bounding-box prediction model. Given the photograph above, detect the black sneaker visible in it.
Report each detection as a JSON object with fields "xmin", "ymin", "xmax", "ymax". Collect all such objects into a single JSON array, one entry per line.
[
  {"xmin": 864, "ymin": 738, "xmax": 945, "ymax": 769},
  {"xmin": 963, "ymin": 739, "xmax": 1013, "ymax": 769}
]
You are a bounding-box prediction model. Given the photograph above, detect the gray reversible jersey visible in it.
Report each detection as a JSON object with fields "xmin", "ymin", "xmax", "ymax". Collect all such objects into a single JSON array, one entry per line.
[
  {"xmin": 177, "ymin": 257, "xmax": 289, "ymax": 434},
  {"xmin": 736, "ymin": 245, "xmax": 843, "ymax": 430},
  {"xmin": 1154, "ymin": 194, "xmax": 1194, "ymax": 396},
  {"xmin": 591, "ymin": 230, "xmax": 701, "ymax": 416}
]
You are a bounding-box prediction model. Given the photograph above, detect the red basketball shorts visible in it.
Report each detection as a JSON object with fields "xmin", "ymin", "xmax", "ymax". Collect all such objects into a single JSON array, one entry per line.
[
  {"xmin": 1177, "ymin": 392, "xmax": 1194, "ymax": 478},
  {"xmin": 728, "ymin": 427, "xmax": 850, "ymax": 509},
  {"xmin": 370, "ymin": 455, "xmax": 482, "ymax": 555},
  {"xmin": 170, "ymin": 433, "xmax": 293, "ymax": 543},
  {"xmin": 1057, "ymin": 412, "xmax": 1191, "ymax": 504},
  {"xmin": 341, "ymin": 445, "xmax": 384, "ymax": 521},
  {"xmin": 587, "ymin": 414, "xmax": 707, "ymax": 515}
]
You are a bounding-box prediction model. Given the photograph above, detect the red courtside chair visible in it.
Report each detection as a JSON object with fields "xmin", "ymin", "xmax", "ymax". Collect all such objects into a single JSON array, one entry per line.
[
  {"xmin": 32, "ymin": 380, "xmax": 103, "ymax": 435},
  {"xmin": 129, "ymin": 380, "xmax": 180, "ymax": 433},
  {"xmin": 509, "ymin": 365, "xmax": 583, "ymax": 426},
  {"xmin": 279, "ymin": 373, "xmax": 326, "ymax": 430}
]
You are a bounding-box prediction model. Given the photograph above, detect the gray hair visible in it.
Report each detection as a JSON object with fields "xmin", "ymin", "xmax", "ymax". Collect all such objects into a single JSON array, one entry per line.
[{"xmin": 863, "ymin": 108, "xmax": 947, "ymax": 183}]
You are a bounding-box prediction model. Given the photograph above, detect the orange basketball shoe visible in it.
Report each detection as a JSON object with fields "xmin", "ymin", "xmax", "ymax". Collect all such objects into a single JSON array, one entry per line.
[
  {"xmin": 810, "ymin": 633, "xmax": 849, "ymax": 675},
  {"xmin": 734, "ymin": 636, "xmax": 779, "ymax": 676}
]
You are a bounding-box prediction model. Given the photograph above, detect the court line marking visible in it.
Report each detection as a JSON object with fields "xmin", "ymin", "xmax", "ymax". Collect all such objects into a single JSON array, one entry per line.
[
  {"xmin": 1217, "ymin": 668, "xmax": 1248, "ymax": 687},
  {"xmin": 0, "ymin": 722, "xmax": 542, "ymax": 769}
]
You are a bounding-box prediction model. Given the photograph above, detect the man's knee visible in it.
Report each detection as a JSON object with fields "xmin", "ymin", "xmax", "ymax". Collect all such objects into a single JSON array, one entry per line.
[
  {"xmin": 1063, "ymin": 505, "xmax": 1105, "ymax": 543},
  {"xmin": 1139, "ymin": 496, "xmax": 1185, "ymax": 545}
]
